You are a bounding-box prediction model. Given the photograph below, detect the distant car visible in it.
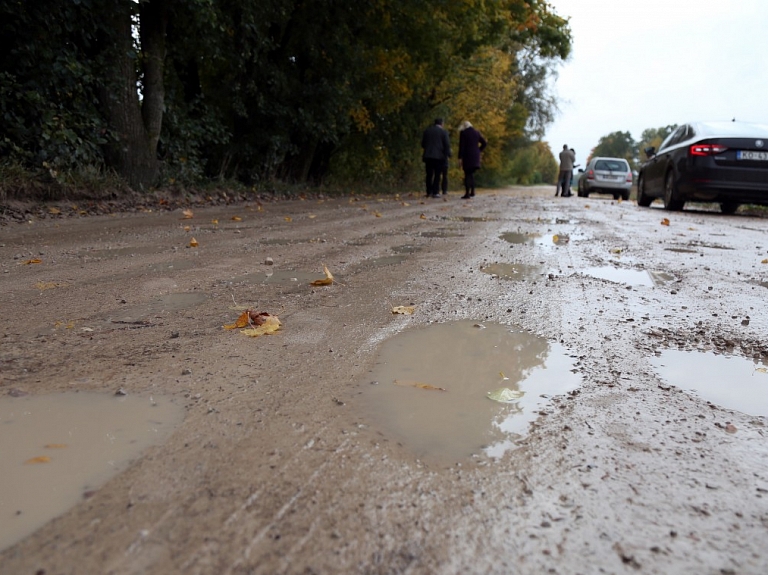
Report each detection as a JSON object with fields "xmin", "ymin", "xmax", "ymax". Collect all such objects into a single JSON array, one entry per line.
[
  {"xmin": 637, "ymin": 121, "xmax": 768, "ymax": 213},
  {"xmin": 577, "ymin": 157, "xmax": 632, "ymax": 200}
]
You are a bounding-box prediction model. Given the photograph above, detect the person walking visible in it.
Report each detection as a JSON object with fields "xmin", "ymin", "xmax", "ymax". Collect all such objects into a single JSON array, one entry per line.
[
  {"xmin": 421, "ymin": 118, "xmax": 452, "ymax": 198},
  {"xmin": 557, "ymin": 144, "xmax": 575, "ymax": 197},
  {"xmin": 458, "ymin": 121, "xmax": 487, "ymax": 199}
]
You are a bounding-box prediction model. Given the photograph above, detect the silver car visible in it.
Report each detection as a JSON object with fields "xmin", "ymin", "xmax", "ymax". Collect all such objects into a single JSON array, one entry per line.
[{"xmin": 577, "ymin": 157, "xmax": 632, "ymax": 200}]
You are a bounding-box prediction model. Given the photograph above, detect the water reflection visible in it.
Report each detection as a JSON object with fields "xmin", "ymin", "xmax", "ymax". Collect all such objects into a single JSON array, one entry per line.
[{"xmin": 359, "ymin": 321, "xmax": 580, "ymax": 464}]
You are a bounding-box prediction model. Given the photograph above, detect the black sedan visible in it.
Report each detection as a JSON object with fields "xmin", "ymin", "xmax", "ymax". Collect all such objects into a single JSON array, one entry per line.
[{"xmin": 637, "ymin": 121, "xmax": 768, "ymax": 213}]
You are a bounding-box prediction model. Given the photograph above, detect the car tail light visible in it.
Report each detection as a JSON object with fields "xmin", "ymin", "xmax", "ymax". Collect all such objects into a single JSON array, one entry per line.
[
  {"xmin": 626, "ymin": 172, "xmax": 632, "ymax": 183},
  {"xmin": 586, "ymin": 169, "xmax": 594, "ymax": 180},
  {"xmin": 690, "ymin": 143, "xmax": 728, "ymax": 156}
]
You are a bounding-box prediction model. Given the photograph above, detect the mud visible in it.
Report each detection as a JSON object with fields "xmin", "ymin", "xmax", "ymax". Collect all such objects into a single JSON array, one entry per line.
[{"xmin": 1, "ymin": 187, "xmax": 767, "ymax": 574}]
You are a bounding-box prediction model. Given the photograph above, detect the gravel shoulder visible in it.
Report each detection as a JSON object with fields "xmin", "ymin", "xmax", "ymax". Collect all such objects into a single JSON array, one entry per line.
[{"xmin": 1, "ymin": 186, "xmax": 767, "ymax": 575}]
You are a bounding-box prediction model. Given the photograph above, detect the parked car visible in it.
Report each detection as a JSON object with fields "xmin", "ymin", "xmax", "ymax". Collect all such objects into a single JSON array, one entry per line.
[
  {"xmin": 637, "ymin": 120, "xmax": 768, "ymax": 213},
  {"xmin": 577, "ymin": 157, "xmax": 632, "ymax": 200}
]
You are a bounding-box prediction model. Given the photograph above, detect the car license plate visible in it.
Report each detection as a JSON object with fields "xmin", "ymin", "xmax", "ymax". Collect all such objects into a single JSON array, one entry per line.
[{"xmin": 737, "ymin": 150, "xmax": 768, "ymax": 161}]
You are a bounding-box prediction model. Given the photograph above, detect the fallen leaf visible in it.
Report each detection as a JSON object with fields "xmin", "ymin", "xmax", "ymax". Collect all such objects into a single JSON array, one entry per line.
[
  {"xmin": 394, "ymin": 379, "xmax": 447, "ymax": 392},
  {"xmin": 183, "ymin": 225, "xmax": 191, "ymax": 232},
  {"xmin": 420, "ymin": 213, "xmax": 427, "ymax": 220},
  {"xmin": 374, "ymin": 211, "xmax": 382, "ymax": 217},
  {"xmin": 392, "ymin": 306, "xmax": 415, "ymax": 315},
  {"xmin": 25, "ymin": 456, "xmax": 51, "ymax": 464},
  {"xmin": 181, "ymin": 209, "xmax": 194, "ymax": 219},
  {"xmin": 661, "ymin": 218, "xmax": 670, "ymax": 226},
  {"xmin": 401, "ymin": 202, "xmax": 410, "ymax": 207},
  {"xmin": 35, "ymin": 281, "xmax": 64, "ymax": 290},
  {"xmin": 48, "ymin": 207, "xmax": 61, "ymax": 215},
  {"xmin": 308, "ymin": 214, "xmax": 317, "ymax": 219},
  {"xmin": 224, "ymin": 309, "xmax": 269, "ymax": 329},
  {"xmin": 240, "ymin": 314, "xmax": 281, "ymax": 337},
  {"xmin": 610, "ymin": 247, "xmax": 623, "ymax": 254},
  {"xmin": 754, "ymin": 367, "xmax": 767, "ymax": 374},
  {"xmin": 23, "ymin": 258, "xmax": 42, "ymax": 265},
  {"xmin": 211, "ymin": 219, "xmax": 219, "ymax": 225},
  {"xmin": 231, "ymin": 216, "xmax": 242, "ymax": 221},
  {"xmin": 761, "ymin": 259, "xmax": 768, "ymax": 264},
  {"xmin": 310, "ymin": 264, "xmax": 334, "ymax": 286},
  {"xmin": 284, "ymin": 216, "xmax": 292, "ymax": 222},
  {"xmin": 487, "ymin": 387, "xmax": 525, "ymax": 403},
  {"xmin": 44, "ymin": 444, "xmax": 68, "ymax": 449},
  {"xmin": 189, "ymin": 237, "xmax": 199, "ymax": 248}
]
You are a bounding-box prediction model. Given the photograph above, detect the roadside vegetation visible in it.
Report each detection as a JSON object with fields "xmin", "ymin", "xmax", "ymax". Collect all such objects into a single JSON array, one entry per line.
[{"xmin": 0, "ymin": 0, "xmax": 571, "ymax": 202}]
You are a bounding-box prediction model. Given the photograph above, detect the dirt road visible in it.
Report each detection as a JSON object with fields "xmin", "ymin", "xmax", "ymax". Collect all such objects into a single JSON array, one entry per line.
[{"xmin": 1, "ymin": 186, "xmax": 767, "ymax": 574}]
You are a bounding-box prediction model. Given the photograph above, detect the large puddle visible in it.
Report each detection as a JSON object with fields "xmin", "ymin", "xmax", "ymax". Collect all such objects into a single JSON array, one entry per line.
[
  {"xmin": 359, "ymin": 321, "xmax": 580, "ymax": 464},
  {"xmin": 480, "ymin": 263, "xmax": 542, "ymax": 281},
  {"xmin": 579, "ymin": 267, "xmax": 676, "ymax": 287},
  {"xmin": 650, "ymin": 351, "xmax": 768, "ymax": 416},
  {"xmin": 0, "ymin": 392, "xmax": 184, "ymax": 551}
]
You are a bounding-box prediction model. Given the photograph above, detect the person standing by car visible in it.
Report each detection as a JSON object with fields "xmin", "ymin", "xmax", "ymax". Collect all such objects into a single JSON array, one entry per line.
[
  {"xmin": 421, "ymin": 118, "xmax": 452, "ymax": 198},
  {"xmin": 458, "ymin": 121, "xmax": 487, "ymax": 199},
  {"xmin": 557, "ymin": 144, "xmax": 575, "ymax": 197}
]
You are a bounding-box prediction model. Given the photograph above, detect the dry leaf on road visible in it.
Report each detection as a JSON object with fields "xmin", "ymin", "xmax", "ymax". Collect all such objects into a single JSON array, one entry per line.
[
  {"xmin": 394, "ymin": 379, "xmax": 446, "ymax": 391},
  {"xmin": 310, "ymin": 265, "xmax": 334, "ymax": 286},
  {"xmin": 392, "ymin": 306, "xmax": 415, "ymax": 315}
]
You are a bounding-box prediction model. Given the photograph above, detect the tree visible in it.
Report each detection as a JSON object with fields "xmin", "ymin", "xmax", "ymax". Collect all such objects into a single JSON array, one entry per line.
[
  {"xmin": 590, "ymin": 131, "xmax": 637, "ymax": 169},
  {"xmin": 637, "ymin": 125, "xmax": 677, "ymax": 159}
]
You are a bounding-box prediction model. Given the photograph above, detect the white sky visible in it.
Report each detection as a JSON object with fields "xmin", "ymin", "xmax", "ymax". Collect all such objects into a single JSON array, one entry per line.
[{"xmin": 543, "ymin": 0, "xmax": 768, "ymax": 164}]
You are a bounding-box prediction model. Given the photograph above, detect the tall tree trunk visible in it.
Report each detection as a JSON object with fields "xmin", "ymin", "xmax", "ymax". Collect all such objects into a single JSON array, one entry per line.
[{"xmin": 99, "ymin": 0, "xmax": 167, "ymax": 190}]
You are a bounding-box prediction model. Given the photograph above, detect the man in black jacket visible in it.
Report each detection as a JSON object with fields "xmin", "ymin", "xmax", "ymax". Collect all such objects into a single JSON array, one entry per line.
[{"xmin": 421, "ymin": 118, "xmax": 452, "ymax": 198}]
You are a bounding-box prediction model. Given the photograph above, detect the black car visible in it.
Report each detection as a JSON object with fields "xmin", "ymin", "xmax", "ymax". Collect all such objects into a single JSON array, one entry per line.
[{"xmin": 637, "ymin": 121, "xmax": 768, "ymax": 213}]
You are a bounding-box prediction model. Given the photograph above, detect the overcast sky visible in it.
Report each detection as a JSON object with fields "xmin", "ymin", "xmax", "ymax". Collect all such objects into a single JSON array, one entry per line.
[{"xmin": 543, "ymin": 0, "xmax": 768, "ymax": 165}]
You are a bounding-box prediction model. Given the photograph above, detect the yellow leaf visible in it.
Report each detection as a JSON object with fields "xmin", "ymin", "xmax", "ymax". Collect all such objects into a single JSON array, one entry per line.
[
  {"xmin": 211, "ymin": 219, "xmax": 219, "ymax": 225},
  {"xmin": 35, "ymin": 281, "xmax": 64, "ymax": 290},
  {"xmin": 284, "ymin": 216, "xmax": 292, "ymax": 222},
  {"xmin": 23, "ymin": 258, "xmax": 42, "ymax": 265},
  {"xmin": 189, "ymin": 237, "xmax": 199, "ymax": 248},
  {"xmin": 231, "ymin": 216, "xmax": 242, "ymax": 221},
  {"xmin": 552, "ymin": 234, "xmax": 559, "ymax": 243},
  {"xmin": 310, "ymin": 264, "xmax": 334, "ymax": 286},
  {"xmin": 183, "ymin": 225, "xmax": 191, "ymax": 232},
  {"xmin": 487, "ymin": 387, "xmax": 524, "ymax": 403},
  {"xmin": 240, "ymin": 315, "xmax": 281, "ymax": 337},
  {"xmin": 661, "ymin": 218, "xmax": 670, "ymax": 226},
  {"xmin": 25, "ymin": 456, "xmax": 51, "ymax": 464},
  {"xmin": 394, "ymin": 379, "xmax": 447, "ymax": 392},
  {"xmin": 419, "ymin": 213, "xmax": 427, "ymax": 220},
  {"xmin": 761, "ymin": 259, "xmax": 768, "ymax": 264},
  {"xmin": 610, "ymin": 248, "xmax": 623, "ymax": 254},
  {"xmin": 48, "ymin": 207, "xmax": 61, "ymax": 215},
  {"xmin": 181, "ymin": 209, "xmax": 194, "ymax": 219},
  {"xmin": 308, "ymin": 214, "xmax": 317, "ymax": 219},
  {"xmin": 392, "ymin": 306, "xmax": 415, "ymax": 315},
  {"xmin": 374, "ymin": 211, "xmax": 382, "ymax": 217}
]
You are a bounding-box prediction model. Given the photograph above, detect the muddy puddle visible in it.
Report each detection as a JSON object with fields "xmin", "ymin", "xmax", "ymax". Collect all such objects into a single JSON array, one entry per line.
[
  {"xmin": 480, "ymin": 263, "xmax": 542, "ymax": 281},
  {"xmin": 105, "ymin": 292, "xmax": 208, "ymax": 322},
  {"xmin": 421, "ymin": 230, "xmax": 464, "ymax": 238},
  {"xmin": 579, "ymin": 267, "xmax": 676, "ymax": 287},
  {"xmin": 235, "ymin": 269, "xmax": 327, "ymax": 286},
  {"xmin": 0, "ymin": 392, "xmax": 184, "ymax": 551},
  {"xmin": 358, "ymin": 321, "xmax": 580, "ymax": 464},
  {"xmin": 500, "ymin": 232, "xmax": 537, "ymax": 245},
  {"xmin": 390, "ymin": 244, "xmax": 419, "ymax": 254},
  {"xmin": 650, "ymin": 351, "xmax": 768, "ymax": 417}
]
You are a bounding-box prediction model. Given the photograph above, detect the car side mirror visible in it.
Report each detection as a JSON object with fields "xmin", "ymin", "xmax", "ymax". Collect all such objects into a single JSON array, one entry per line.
[
  {"xmin": 644, "ymin": 146, "xmax": 656, "ymax": 158},
  {"xmin": 577, "ymin": 169, "xmax": 584, "ymax": 173}
]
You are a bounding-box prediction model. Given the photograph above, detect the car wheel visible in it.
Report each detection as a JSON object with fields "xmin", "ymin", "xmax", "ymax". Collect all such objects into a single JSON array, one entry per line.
[
  {"xmin": 621, "ymin": 190, "xmax": 630, "ymax": 201},
  {"xmin": 636, "ymin": 176, "xmax": 652, "ymax": 207},
  {"xmin": 720, "ymin": 201, "xmax": 740, "ymax": 214},
  {"xmin": 663, "ymin": 171, "xmax": 684, "ymax": 211},
  {"xmin": 612, "ymin": 193, "xmax": 620, "ymax": 200}
]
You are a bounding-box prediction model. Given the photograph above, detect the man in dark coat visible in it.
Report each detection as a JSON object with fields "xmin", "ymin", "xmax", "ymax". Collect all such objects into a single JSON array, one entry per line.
[
  {"xmin": 421, "ymin": 118, "xmax": 452, "ymax": 198},
  {"xmin": 458, "ymin": 121, "xmax": 487, "ymax": 198}
]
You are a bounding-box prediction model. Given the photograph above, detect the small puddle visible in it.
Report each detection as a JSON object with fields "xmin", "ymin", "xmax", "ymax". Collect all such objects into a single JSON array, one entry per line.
[
  {"xmin": 355, "ymin": 255, "xmax": 407, "ymax": 269},
  {"xmin": 582, "ymin": 267, "xmax": 677, "ymax": 287},
  {"xmin": 480, "ymin": 263, "xmax": 542, "ymax": 281},
  {"xmin": 650, "ymin": 350, "xmax": 768, "ymax": 416},
  {"xmin": 107, "ymin": 292, "xmax": 208, "ymax": 322},
  {"xmin": 665, "ymin": 247, "xmax": 699, "ymax": 254},
  {"xmin": 391, "ymin": 244, "xmax": 419, "ymax": 255},
  {"xmin": 421, "ymin": 230, "xmax": 464, "ymax": 238},
  {"xmin": 500, "ymin": 232, "xmax": 537, "ymax": 245},
  {"xmin": 237, "ymin": 269, "xmax": 327, "ymax": 286},
  {"xmin": 0, "ymin": 392, "xmax": 184, "ymax": 551},
  {"xmin": 359, "ymin": 321, "xmax": 580, "ymax": 464}
]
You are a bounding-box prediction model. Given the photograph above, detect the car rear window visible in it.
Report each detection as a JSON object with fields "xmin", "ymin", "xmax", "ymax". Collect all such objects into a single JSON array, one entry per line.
[{"xmin": 595, "ymin": 160, "xmax": 628, "ymax": 171}]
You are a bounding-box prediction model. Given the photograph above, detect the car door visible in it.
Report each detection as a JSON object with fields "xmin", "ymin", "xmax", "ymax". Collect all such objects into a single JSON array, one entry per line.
[{"xmin": 644, "ymin": 126, "xmax": 685, "ymax": 195}]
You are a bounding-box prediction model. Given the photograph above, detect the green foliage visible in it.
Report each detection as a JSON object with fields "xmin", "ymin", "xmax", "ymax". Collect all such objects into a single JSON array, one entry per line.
[
  {"xmin": 590, "ymin": 131, "xmax": 638, "ymax": 169},
  {"xmin": 637, "ymin": 125, "xmax": 678, "ymax": 159},
  {"xmin": 0, "ymin": 0, "xmax": 573, "ymax": 194}
]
